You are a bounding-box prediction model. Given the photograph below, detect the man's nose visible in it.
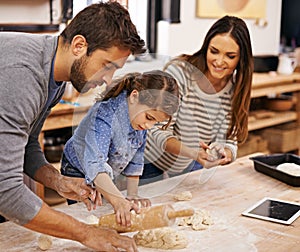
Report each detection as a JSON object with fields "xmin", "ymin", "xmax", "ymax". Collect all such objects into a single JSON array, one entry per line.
[{"xmin": 103, "ymin": 70, "xmax": 115, "ymax": 86}]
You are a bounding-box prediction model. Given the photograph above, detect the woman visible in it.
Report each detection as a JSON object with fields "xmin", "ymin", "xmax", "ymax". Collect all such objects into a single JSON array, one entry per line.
[
  {"xmin": 141, "ymin": 15, "xmax": 253, "ymax": 184},
  {"xmin": 61, "ymin": 70, "xmax": 179, "ymax": 226}
]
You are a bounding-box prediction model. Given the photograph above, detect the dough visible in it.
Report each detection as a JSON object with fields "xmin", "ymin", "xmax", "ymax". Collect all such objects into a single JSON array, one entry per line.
[
  {"xmin": 177, "ymin": 209, "xmax": 213, "ymax": 230},
  {"xmin": 37, "ymin": 234, "xmax": 52, "ymax": 251},
  {"xmin": 173, "ymin": 191, "xmax": 192, "ymax": 201},
  {"xmin": 206, "ymin": 143, "xmax": 223, "ymax": 161},
  {"xmin": 277, "ymin": 163, "xmax": 300, "ymax": 176},
  {"xmin": 133, "ymin": 227, "xmax": 188, "ymax": 249},
  {"xmin": 85, "ymin": 214, "xmax": 99, "ymax": 225}
]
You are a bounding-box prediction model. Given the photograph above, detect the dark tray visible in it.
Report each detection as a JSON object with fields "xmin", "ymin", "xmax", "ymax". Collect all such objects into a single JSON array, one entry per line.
[{"xmin": 250, "ymin": 153, "xmax": 300, "ymax": 187}]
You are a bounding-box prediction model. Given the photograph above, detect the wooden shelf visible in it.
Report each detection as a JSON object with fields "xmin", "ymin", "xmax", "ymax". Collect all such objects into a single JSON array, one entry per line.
[{"xmin": 248, "ymin": 111, "xmax": 297, "ymax": 131}]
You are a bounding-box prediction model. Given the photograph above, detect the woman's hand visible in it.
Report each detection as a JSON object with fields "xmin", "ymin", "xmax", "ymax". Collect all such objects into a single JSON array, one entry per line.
[{"xmin": 196, "ymin": 142, "xmax": 231, "ymax": 168}]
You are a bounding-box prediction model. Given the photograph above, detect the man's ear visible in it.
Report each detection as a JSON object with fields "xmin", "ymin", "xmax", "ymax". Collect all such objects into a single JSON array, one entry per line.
[
  {"xmin": 129, "ymin": 90, "xmax": 139, "ymax": 104},
  {"xmin": 71, "ymin": 35, "xmax": 87, "ymax": 56}
]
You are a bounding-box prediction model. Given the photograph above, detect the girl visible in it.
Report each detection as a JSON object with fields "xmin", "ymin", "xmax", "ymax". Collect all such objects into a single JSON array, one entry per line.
[{"xmin": 61, "ymin": 70, "xmax": 179, "ymax": 227}]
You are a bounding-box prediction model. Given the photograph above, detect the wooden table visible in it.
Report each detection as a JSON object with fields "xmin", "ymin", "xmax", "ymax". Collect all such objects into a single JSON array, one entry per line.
[{"xmin": 4, "ymin": 154, "xmax": 300, "ymax": 251}]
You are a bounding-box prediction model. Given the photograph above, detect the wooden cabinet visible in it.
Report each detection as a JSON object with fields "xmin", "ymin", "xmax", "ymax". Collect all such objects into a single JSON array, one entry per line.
[{"xmin": 243, "ymin": 72, "xmax": 300, "ymax": 156}]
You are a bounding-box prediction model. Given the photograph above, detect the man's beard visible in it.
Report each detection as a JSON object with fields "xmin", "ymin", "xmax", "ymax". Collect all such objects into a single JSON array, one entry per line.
[{"xmin": 70, "ymin": 56, "xmax": 89, "ymax": 93}]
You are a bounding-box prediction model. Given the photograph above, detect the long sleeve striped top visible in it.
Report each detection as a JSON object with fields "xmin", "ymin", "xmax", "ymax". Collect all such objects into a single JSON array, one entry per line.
[{"xmin": 144, "ymin": 60, "xmax": 237, "ymax": 174}]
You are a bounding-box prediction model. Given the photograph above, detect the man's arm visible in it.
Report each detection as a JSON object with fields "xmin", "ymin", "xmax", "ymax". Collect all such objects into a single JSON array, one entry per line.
[
  {"xmin": 25, "ymin": 202, "xmax": 138, "ymax": 251},
  {"xmin": 34, "ymin": 164, "xmax": 96, "ymax": 210}
]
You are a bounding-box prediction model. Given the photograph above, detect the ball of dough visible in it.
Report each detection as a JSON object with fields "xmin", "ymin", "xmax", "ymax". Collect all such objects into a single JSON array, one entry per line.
[
  {"xmin": 38, "ymin": 234, "xmax": 52, "ymax": 251},
  {"xmin": 206, "ymin": 142, "xmax": 223, "ymax": 161},
  {"xmin": 277, "ymin": 163, "xmax": 300, "ymax": 176},
  {"xmin": 173, "ymin": 191, "xmax": 192, "ymax": 201},
  {"xmin": 134, "ymin": 227, "xmax": 188, "ymax": 249},
  {"xmin": 177, "ymin": 209, "xmax": 213, "ymax": 230}
]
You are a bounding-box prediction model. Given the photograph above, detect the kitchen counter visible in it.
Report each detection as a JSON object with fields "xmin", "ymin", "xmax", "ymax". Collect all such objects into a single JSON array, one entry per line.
[{"xmin": 2, "ymin": 154, "xmax": 300, "ymax": 251}]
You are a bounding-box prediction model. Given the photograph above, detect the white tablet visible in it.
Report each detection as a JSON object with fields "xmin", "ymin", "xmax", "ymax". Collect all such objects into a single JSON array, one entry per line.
[{"xmin": 242, "ymin": 197, "xmax": 300, "ymax": 225}]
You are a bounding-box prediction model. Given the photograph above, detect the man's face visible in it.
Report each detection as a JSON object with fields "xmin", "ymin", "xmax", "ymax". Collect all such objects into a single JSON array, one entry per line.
[{"xmin": 70, "ymin": 46, "xmax": 130, "ymax": 93}]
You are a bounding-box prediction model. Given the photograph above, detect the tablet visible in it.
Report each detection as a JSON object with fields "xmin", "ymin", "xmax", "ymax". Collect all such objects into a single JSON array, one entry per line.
[{"xmin": 242, "ymin": 197, "xmax": 300, "ymax": 225}]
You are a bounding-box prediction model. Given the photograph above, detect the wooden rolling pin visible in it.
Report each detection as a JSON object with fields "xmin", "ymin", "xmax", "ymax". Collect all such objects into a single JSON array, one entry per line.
[{"xmin": 98, "ymin": 204, "xmax": 194, "ymax": 233}]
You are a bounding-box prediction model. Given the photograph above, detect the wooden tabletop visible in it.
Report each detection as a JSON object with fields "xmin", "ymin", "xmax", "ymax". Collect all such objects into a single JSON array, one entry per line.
[{"xmin": 1, "ymin": 153, "xmax": 300, "ymax": 251}]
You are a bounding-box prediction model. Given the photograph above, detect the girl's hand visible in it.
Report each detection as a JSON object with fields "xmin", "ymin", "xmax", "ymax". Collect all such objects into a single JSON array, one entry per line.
[
  {"xmin": 113, "ymin": 198, "xmax": 139, "ymax": 227},
  {"xmin": 126, "ymin": 195, "xmax": 151, "ymax": 208}
]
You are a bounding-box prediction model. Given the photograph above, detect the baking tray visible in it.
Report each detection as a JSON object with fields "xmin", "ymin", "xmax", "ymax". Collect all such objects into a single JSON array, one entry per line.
[{"xmin": 250, "ymin": 153, "xmax": 300, "ymax": 187}]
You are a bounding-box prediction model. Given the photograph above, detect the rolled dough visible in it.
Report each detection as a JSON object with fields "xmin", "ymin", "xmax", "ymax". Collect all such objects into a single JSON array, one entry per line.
[
  {"xmin": 133, "ymin": 227, "xmax": 188, "ymax": 249},
  {"xmin": 277, "ymin": 163, "xmax": 300, "ymax": 176},
  {"xmin": 173, "ymin": 191, "xmax": 192, "ymax": 201},
  {"xmin": 37, "ymin": 234, "xmax": 52, "ymax": 251},
  {"xmin": 177, "ymin": 209, "xmax": 213, "ymax": 230}
]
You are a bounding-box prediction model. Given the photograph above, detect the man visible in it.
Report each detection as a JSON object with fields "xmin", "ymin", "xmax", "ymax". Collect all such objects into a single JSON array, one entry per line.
[{"xmin": 0, "ymin": 2, "xmax": 145, "ymax": 251}]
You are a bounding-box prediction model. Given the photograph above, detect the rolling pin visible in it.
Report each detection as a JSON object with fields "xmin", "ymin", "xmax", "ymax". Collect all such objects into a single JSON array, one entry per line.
[{"xmin": 98, "ymin": 204, "xmax": 194, "ymax": 233}]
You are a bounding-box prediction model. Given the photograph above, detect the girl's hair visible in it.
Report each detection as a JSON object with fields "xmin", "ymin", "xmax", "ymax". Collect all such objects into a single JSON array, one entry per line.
[
  {"xmin": 98, "ymin": 70, "xmax": 179, "ymax": 129},
  {"xmin": 60, "ymin": 2, "xmax": 145, "ymax": 56},
  {"xmin": 167, "ymin": 15, "xmax": 253, "ymax": 144}
]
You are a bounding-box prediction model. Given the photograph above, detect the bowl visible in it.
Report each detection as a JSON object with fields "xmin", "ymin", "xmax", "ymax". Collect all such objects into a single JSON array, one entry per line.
[{"xmin": 265, "ymin": 96, "xmax": 293, "ymax": 111}]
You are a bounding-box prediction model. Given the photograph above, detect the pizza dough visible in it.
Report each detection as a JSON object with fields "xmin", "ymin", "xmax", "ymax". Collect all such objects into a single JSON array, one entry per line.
[
  {"xmin": 177, "ymin": 209, "xmax": 213, "ymax": 230},
  {"xmin": 37, "ymin": 234, "xmax": 52, "ymax": 251},
  {"xmin": 277, "ymin": 163, "xmax": 300, "ymax": 176},
  {"xmin": 173, "ymin": 191, "xmax": 192, "ymax": 201},
  {"xmin": 133, "ymin": 227, "xmax": 188, "ymax": 249}
]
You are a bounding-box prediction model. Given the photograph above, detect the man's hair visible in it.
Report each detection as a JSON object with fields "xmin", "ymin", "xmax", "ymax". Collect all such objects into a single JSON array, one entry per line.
[{"xmin": 60, "ymin": 1, "xmax": 146, "ymax": 56}]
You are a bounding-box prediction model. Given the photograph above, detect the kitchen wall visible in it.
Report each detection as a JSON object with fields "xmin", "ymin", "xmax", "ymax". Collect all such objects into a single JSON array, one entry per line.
[
  {"xmin": 0, "ymin": 0, "xmax": 61, "ymax": 24},
  {"xmin": 0, "ymin": 0, "xmax": 282, "ymax": 58},
  {"xmin": 155, "ymin": 0, "xmax": 282, "ymax": 57}
]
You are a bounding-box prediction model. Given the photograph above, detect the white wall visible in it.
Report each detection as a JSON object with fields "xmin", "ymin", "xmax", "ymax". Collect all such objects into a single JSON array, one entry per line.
[
  {"xmin": 156, "ymin": 0, "xmax": 282, "ymax": 57},
  {"xmin": 0, "ymin": 0, "xmax": 61, "ymax": 24}
]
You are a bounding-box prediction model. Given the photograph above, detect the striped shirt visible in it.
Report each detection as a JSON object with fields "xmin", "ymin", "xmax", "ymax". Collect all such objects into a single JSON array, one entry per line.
[{"xmin": 144, "ymin": 60, "xmax": 237, "ymax": 174}]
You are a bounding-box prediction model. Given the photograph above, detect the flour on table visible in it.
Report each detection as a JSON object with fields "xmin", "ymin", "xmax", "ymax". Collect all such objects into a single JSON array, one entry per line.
[
  {"xmin": 173, "ymin": 191, "xmax": 192, "ymax": 201},
  {"xmin": 277, "ymin": 163, "xmax": 300, "ymax": 176},
  {"xmin": 133, "ymin": 227, "xmax": 188, "ymax": 249},
  {"xmin": 37, "ymin": 234, "xmax": 52, "ymax": 251},
  {"xmin": 177, "ymin": 209, "xmax": 213, "ymax": 230}
]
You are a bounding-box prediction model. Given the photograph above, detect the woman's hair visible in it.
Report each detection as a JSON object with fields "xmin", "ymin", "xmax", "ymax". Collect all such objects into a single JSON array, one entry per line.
[
  {"xmin": 168, "ymin": 15, "xmax": 253, "ymax": 144},
  {"xmin": 60, "ymin": 1, "xmax": 145, "ymax": 56},
  {"xmin": 98, "ymin": 70, "xmax": 179, "ymax": 129}
]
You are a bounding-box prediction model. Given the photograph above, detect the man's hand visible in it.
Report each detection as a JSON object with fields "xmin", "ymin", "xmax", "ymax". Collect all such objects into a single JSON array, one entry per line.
[
  {"xmin": 82, "ymin": 225, "xmax": 138, "ymax": 252},
  {"xmin": 56, "ymin": 175, "xmax": 102, "ymax": 211},
  {"xmin": 34, "ymin": 164, "xmax": 101, "ymax": 210}
]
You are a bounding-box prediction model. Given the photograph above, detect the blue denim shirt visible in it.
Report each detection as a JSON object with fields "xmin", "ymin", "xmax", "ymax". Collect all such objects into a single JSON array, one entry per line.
[{"xmin": 63, "ymin": 91, "xmax": 147, "ymax": 185}]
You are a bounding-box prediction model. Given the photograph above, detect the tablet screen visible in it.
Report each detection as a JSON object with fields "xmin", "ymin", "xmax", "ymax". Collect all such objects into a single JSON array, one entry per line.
[{"xmin": 242, "ymin": 197, "xmax": 300, "ymax": 225}]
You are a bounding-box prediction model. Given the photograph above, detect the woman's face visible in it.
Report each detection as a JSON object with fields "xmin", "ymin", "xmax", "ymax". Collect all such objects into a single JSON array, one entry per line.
[{"xmin": 206, "ymin": 33, "xmax": 240, "ymax": 83}]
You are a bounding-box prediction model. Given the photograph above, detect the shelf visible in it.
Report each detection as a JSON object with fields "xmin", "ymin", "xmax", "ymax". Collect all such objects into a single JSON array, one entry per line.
[{"xmin": 248, "ymin": 111, "xmax": 297, "ymax": 131}]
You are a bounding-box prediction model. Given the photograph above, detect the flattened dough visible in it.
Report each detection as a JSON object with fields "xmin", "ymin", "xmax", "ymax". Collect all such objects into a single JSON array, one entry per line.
[
  {"xmin": 277, "ymin": 163, "xmax": 300, "ymax": 176},
  {"xmin": 173, "ymin": 191, "xmax": 192, "ymax": 201},
  {"xmin": 133, "ymin": 227, "xmax": 188, "ymax": 249},
  {"xmin": 38, "ymin": 234, "xmax": 52, "ymax": 251},
  {"xmin": 177, "ymin": 209, "xmax": 213, "ymax": 230}
]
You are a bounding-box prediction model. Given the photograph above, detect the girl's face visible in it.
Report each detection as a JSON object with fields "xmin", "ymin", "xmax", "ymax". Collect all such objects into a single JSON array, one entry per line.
[
  {"xmin": 206, "ymin": 33, "xmax": 240, "ymax": 83},
  {"xmin": 128, "ymin": 90, "xmax": 169, "ymax": 130}
]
